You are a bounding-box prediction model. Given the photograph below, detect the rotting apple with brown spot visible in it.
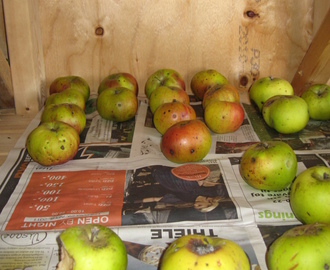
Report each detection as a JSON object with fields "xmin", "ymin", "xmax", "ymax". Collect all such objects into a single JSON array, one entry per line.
[
  {"xmin": 145, "ymin": 69, "xmax": 185, "ymax": 99},
  {"xmin": 149, "ymin": 85, "xmax": 190, "ymax": 114},
  {"xmin": 49, "ymin": 75, "xmax": 90, "ymax": 102},
  {"xmin": 161, "ymin": 119, "xmax": 211, "ymax": 163},
  {"xmin": 98, "ymin": 72, "xmax": 138, "ymax": 96},
  {"xmin": 190, "ymin": 69, "xmax": 228, "ymax": 101},
  {"xmin": 159, "ymin": 234, "xmax": 251, "ymax": 270},
  {"xmin": 153, "ymin": 101, "xmax": 196, "ymax": 135}
]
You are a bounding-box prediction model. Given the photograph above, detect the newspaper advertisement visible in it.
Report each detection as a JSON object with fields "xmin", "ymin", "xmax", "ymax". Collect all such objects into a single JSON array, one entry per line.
[{"xmin": 0, "ymin": 96, "xmax": 329, "ymax": 269}]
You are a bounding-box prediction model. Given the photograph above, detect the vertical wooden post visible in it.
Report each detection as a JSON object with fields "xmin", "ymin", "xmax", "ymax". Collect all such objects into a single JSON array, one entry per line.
[
  {"xmin": 3, "ymin": 0, "xmax": 45, "ymax": 115},
  {"xmin": 291, "ymin": 8, "xmax": 330, "ymax": 95}
]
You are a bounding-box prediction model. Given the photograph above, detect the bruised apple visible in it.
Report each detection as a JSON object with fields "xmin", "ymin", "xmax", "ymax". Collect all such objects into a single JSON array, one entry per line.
[
  {"xmin": 249, "ymin": 76, "xmax": 294, "ymax": 111},
  {"xmin": 57, "ymin": 224, "xmax": 127, "ymax": 270},
  {"xmin": 49, "ymin": 75, "xmax": 90, "ymax": 102},
  {"xmin": 190, "ymin": 69, "xmax": 228, "ymax": 101},
  {"xmin": 26, "ymin": 121, "xmax": 80, "ymax": 166},
  {"xmin": 159, "ymin": 234, "xmax": 250, "ymax": 270},
  {"xmin": 202, "ymin": 83, "xmax": 240, "ymax": 109},
  {"xmin": 239, "ymin": 141, "xmax": 297, "ymax": 190},
  {"xmin": 96, "ymin": 87, "xmax": 138, "ymax": 122},
  {"xmin": 161, "ymin": 120, "xmax": 211, "ymax": 163},
  {"xmin": 289, "ymin": 165, "xmax": 330, "ymax": 224},
  {"xmin": 145, "ymin": 69, "xmax": 185, "ymax": 99},
  {"xmin": 204, "ymin": 100, "xmax": 244, "ymax": 134},
  {"xmin": 41, "ymin": 103, "xmax": 86, "ymax": 134},
  {"xmin": 149, "ymin": 85, "xmax": 190, "ymax": 114},
  {"xmin": 45, "ymin": 88, "xmax": 86, "ymax": 111},
  {"xmin": 98, "ymin": 72, "xmax": 138, "ymax": 96},
  {"xmin": 153, "ymin": 101, "xmax": 196, "ymax": 135},
  {"xmin": 266, "ymin": 223, "xmax": 330, "ymax": 270}
]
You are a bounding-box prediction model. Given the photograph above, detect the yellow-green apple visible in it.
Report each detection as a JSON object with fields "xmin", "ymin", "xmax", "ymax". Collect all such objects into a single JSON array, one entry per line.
[
  {"xmin": 159, "ymin": 234, "xmax": 250, "ymax": 270},
  {"xmin": 145, "ymin": 69, "xmax": 185, "ymax": 99},
  {"xmin": 149, "ymin": 85, "xmax": 190, "ymax": 114},
  {"xmin": 301, "ymin": 84, "xmax": 330, "ymax": 120},
  {"xmin": 190, "ymin": 69, "xmax": 228, "ymax": 101},
  {"xmin": 249, "ymin": 76, "xmax": 294, "ymax": 111},
  {"xmin": 262, "ymin": 95, "xmax": 309, "ymax": 134},
  {"xmin": 96, "ymin": 86, "xmax": 138, "ymax": 122},
  {"xmin": 49, "ymin": 76, "xmax": 90, "ymax": 102},
  {"xmin": 204, "ymin": 100, "xmax": 244, "ymax": 134},
  {"xmin": 45, "ymin": 88, "xmax": 86, "ymax": 111},
  {"xmin": 41, "ymin": 103, "xmax": 86, "ymax": 134},
  {"xmin": 202, "ymin": 83, "xmax": 240, "ymax": 109},
  {"xmin": 57, "ymin": 224, "xmax": 127, "ymax": 270},
  {"xmin": 161, "ymin": 119, "xmax": 211, "ymax": 163},
  {"xmin": 239, "ymin": 141, "xmax": 297, "ymax": 190},
  {"xmin": 26, "ymin": 121, "xmax": 80, "ymax": 166},
  {"xmin": 153, "ymin": 101, "xmax": 196, "ymax": 135},
  {"xmin": 289, "ymin": 166, "xmax": 330, "ymax": 224},
  {"xmin": 266, "ymin": 223, "xmax": 330, "ymax": 270},
  {"xmin": 98, "ymin": 72, "xmax": 138, "ymax": 96}
]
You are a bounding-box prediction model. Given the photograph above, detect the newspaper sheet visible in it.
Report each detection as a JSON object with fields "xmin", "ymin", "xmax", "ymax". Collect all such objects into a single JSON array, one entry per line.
[{"xmin": 0, "ymin": 96, "xmax": 329, "ymax": 270}]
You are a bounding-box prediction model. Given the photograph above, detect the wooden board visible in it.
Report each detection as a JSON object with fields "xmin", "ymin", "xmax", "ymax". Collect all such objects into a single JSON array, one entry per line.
[{"xmin": 2, "ymin": 0, "xmax": 330, "ymax": 115}]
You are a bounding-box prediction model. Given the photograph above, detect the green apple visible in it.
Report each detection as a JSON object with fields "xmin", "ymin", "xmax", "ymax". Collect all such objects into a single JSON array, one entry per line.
[
  {"xmin": 301, "ymin": 84, "xmax": 330, "ymax": 120},
  {"xmin": 249, "ymin": 76, "xmax": 294, "ymax": 111},
  {"xmin": 45, "ymin": 88, "xmax": 86, "ymax": 111},
  {"xmin": 153, "ymin": 101, "xmax": 196, "ymax": 135},
  {"xmin": 159, "ymin": 234, "xmax": 250, "ymax": 270},
  {"xmin": 262, "ymin": 95, "xmax": 309, "ymax": 134},
  {"xmin": 239, "ymin": 141, "xmax": 297, "ymax": 190},
  {"xmin": 41, "ymin": 103, "xmax": 86, "ymax": 134},
  {"xmin": 289, "ymin": 165, "xmax": 330, "ymax": 224},
  {"xmin": 57, "ymin": 224, "xmax": 127, "ymax": 270},
  {"xmin": 202, "ymin": 83, "xmax": 240, "ymax": 109},
  {"xmin": 190, "ymin": 69, "xmax": 228, "ymax": 101},
  {"xmin": 26, "ymin": 121, "xmax": 80, "ymax": 166},
  {"xmin": 204, "ymin": 100, "xmax": 244, "ymax": 134},
  {"xmin": 145, "ymin": 69, "xmax": 185, "ymax": 99},
  {"xmin": 98, "ymin": 72, "xmax": 138, "ymax": 96},
  {"xmin": 96, "ymin": 87, "xmax": 138, "ymax": 122},
  {"xmin": 266, "ymin": 223, "xmax": 330, "ymax": 270},
  {"xmin": 50, "ymin": 76, "xmax": 90, "ymax": 102},
  {"xmin": 149, "ymin": 85, "xmax": 190, "ymax": 114},
  {"xmin": 161, "ymin": 119, "xmax": 211, "ymax": 163}
]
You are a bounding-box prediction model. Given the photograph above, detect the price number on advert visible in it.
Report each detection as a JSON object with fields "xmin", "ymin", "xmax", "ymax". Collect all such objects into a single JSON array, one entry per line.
[
  {"xmin": 46, "ymin": 175, "xmax": 67, "ymax": 181},
  {"xmin": 34, "ymin": 204, "xmax": 50, "ymax": 211}
]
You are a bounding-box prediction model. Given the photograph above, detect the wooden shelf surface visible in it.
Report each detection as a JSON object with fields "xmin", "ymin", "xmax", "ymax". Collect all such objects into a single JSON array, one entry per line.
[{"xmin": 0, "ymin": 112, "xmax": 36, "ymax": 166}]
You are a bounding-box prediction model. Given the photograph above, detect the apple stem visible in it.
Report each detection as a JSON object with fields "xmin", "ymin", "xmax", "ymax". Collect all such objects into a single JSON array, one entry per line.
[
  {"xmin": 90, "ymin": 226, "xmax": 99, "ymax": 242},
  {"xmin": 262, "ymin": 142, "xmax": 269, "ymax": 149},
  {"xmin": 269, "ymin": 75, "xmax": 273, "ymax": 80}
]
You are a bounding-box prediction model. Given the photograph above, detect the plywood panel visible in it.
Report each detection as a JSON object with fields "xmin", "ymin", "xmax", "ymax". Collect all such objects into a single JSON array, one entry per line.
[
  {"xmin": 3, "ymin": 0, "xmax": 46, "ymax": 115},
  {"xmin": 38, "ymin": 0, "xmax": 314, "ymax": 98}
]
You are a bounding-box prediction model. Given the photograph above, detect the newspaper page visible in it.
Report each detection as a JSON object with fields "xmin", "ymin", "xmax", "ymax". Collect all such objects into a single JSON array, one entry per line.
[{"xmin": 0, "ymin": 96, "xmax": 329, "ymax": 270}]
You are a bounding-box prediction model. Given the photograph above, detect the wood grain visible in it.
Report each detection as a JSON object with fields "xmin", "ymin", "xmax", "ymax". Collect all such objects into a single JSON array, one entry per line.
[
  {"xmin": 38, "ymin": 0, "xmax": 314, "ymax": 97},
  {"xmin": 3, "ymin": 0, "xmax": 330, "ymax": 115},
  {"xmin": 0, "ymin": 114, "xmax": 35, "ymax": 166},
  {"xmin": 291, "ymin": 8, "xmax": 330, "ymax": 95}
]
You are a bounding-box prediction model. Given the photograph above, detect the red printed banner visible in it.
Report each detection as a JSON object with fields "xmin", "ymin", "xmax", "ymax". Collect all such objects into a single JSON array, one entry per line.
[{"xmin": 5, "ymin": 170, "xmax": 126, "ymax": 231}]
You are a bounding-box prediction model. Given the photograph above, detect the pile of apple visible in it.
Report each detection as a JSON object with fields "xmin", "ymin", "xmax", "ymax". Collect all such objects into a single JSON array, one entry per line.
[
  {"xmin": 26, "ymin": 76, "xmax": 90, "ymax": 166},
  {"xmin": 145, "ymin": 68, "xmax": 211, "ymax": 164},
  {"xmin": 191, "ymin": 69, "xmax": 245, "ymax": 134},
  {"xmin": 96, "ymin": 73, "xmax": 139, "ymax": 122},
  {"xmin": 266, "ymin": 166, "xmax": 330, "ymax": 270},
  {"xmin": 249, "ymin": 76, "xmax": 330, "ymax": 133},
  {"xmin": 146, "ymin": 68, "xmax": 248, "ymax": 164}
]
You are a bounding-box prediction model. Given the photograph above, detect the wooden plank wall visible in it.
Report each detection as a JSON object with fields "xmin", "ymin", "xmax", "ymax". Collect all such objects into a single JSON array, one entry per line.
[
  {"xmin": 0, "ymin": 0, "xmax": 14, "ymax": 112},
  {"xmin": 2, "ymin": 0, "xmax": 330, "ymax": 115}
]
